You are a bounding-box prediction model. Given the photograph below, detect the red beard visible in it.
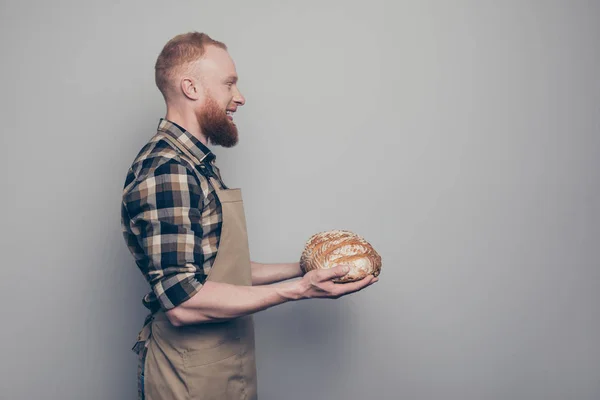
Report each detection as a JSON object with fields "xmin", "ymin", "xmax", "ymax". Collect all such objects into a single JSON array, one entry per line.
[{"xmin": 197, "ymin": 96, "xmax": 239, "ymax": 148}]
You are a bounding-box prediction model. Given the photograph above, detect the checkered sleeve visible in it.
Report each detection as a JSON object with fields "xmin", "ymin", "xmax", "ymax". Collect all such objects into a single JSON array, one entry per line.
[{"xmin": 124, "ymin": 158, "xmax": 207, "ymax": 310}]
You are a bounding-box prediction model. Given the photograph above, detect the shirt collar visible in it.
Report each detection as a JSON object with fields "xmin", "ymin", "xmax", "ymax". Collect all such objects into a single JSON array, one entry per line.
[{"xmin": 156, "ymin": 118, "xmax": 216, "ymax": 163}]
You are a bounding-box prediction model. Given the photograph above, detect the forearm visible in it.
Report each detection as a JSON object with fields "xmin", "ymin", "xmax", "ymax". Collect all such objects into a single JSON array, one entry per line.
[
  {"xmin": 166, "ymin": 280, "xmax": 304, "ymax": 326},
  {"xmin": 250, "ymin": 261, "xmax": 303, "ymax": 285},
  {"xmin": 166, "ymin": 265, "xmax": 377, "ymax": 327}
]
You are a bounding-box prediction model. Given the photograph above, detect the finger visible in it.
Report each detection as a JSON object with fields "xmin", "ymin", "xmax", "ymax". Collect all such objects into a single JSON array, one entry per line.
[
  {"xmin": 337, "ymin": 275, "xmax": 374, "ymax": 294},
  {"xmin": 317, "ymin": 265, "xmax": 351, "ymax": 282}
]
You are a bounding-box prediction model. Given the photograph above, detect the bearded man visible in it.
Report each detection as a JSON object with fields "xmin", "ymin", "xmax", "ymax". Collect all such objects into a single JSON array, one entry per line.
[{"xmin": 121, "ymin": 32, "xmax": 377, "ymax": 400}]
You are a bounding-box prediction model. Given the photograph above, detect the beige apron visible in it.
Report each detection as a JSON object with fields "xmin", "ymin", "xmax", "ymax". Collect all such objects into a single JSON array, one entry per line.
[{"xmin": 135, "ymin": 132, "xmax": 258, "ymax": 400}]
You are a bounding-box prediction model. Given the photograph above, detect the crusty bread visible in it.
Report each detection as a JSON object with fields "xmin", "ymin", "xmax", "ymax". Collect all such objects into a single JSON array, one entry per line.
[{"xmin": 299, "ymin": 230, "xmax": 382, "ymax": 283}]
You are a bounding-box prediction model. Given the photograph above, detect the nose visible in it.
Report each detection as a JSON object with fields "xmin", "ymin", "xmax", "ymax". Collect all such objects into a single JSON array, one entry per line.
[{"xmin": 233, "ymin": 86, "xmax": 246, "ymax": 106}]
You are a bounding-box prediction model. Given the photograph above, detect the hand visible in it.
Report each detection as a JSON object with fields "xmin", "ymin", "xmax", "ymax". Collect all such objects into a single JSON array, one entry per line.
[{"xmin": 296, "ymin": 265, "xmax": 378, "ymax": 300}]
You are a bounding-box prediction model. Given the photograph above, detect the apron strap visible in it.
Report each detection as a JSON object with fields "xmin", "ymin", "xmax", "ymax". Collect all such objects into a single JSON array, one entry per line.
[
  {"xmin": 156, "ymin": 131, "xmax": 222, "ymax": 191},
  {"xmin": 157, "ymin": 130, "xmax": 205, "ymax": 164}
]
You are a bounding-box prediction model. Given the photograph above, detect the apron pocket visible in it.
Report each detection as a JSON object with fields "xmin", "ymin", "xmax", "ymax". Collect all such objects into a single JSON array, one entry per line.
[
  {"xmin": 182, "ymin": 338, "xmax": 247, "ymax": 400},
  {"xmin": 182, "ymin": 337, "xmax": 242, "ymax": 368}
]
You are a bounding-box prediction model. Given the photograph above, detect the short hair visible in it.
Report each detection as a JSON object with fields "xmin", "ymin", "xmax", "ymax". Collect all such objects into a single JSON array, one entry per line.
[{"xmin": 154, "ymin": 32, "xmax": 227, "ymax": 101}]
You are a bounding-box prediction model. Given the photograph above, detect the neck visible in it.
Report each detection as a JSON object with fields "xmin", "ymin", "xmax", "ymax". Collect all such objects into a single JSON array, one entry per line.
[{"xmin": 165, "ymin": 106, "xmax": 208, "ymax": 145}]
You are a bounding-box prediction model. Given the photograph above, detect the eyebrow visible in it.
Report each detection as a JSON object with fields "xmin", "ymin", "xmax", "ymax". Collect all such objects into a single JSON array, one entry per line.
[{"xmin": 224, "ymin": 75, "xmax": 238, "ymax": 83}]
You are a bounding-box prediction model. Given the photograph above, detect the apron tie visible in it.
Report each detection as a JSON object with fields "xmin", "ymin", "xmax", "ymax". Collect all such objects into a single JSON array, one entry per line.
[{"xmin": 132, "ymin": 313, "xmax": 154, "ymax": 355}]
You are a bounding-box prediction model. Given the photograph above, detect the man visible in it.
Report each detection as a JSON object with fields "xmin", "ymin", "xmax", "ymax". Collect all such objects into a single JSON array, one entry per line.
[{"xmin": 121, "ymin": 32, "xmax": 378, "ymax": 400}]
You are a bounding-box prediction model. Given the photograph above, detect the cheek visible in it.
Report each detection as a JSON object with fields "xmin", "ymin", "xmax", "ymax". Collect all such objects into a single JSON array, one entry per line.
[
  {"xmin": 215, "ymin": 93, "xmax": 231, "ymax": 110},
  {"xmin": 216, "ymin": 86, "xmax": 232, "ymax": 100}
]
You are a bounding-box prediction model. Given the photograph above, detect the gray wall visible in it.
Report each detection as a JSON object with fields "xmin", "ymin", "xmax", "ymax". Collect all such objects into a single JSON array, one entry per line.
[{"xmin": 1, "ymin": 1, "xmax": 599, "ymax": 399}]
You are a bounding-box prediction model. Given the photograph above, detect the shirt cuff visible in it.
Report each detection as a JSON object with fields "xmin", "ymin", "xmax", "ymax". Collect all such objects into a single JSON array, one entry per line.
[{"xmin": 153, "ymin": 270, "xmax": 204, "ymax": 310}]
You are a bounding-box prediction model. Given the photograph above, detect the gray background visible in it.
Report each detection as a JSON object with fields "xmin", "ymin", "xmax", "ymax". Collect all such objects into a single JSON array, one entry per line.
[{"xmin": 1, "ymin": 1, "xmax": 599, "ymax": 399}]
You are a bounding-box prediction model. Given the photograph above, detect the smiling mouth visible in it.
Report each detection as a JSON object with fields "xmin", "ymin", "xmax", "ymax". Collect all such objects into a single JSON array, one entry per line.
[{"xmin": 226, "ymin": 110, "xmax": 237, "ymax": 125}]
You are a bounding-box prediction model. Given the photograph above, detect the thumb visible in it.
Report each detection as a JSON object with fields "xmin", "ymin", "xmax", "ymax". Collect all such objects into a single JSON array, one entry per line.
[{"xmin": 319, "ymin": 264, "xmax": 350, "ymax": 281}]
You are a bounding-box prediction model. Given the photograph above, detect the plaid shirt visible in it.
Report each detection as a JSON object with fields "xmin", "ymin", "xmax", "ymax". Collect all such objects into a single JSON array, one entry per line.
[{"xmin": 121, "ymin": 118, "xmax": 228, "ymax": 313}]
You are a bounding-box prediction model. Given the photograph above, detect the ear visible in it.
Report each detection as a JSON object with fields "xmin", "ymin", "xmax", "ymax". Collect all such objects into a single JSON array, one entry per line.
[{"xmin": 180, "ymin": 77, "xmax": 201, "ymax": 101}]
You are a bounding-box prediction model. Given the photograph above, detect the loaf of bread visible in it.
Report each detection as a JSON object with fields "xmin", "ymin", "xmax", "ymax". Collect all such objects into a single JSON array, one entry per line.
[{"xmin": 299, "ymin": 230, "xmax": 382, "ymax": 283}]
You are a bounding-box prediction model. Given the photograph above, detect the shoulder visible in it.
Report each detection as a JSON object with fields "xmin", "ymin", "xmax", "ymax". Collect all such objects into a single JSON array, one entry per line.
[
  {"xmin": 127, "ymin": 135, "xmax": 200, "ymax": 180},
  {"xmin": 123, "ymin": 135, "xmax": 205, "ymax": 198}
]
